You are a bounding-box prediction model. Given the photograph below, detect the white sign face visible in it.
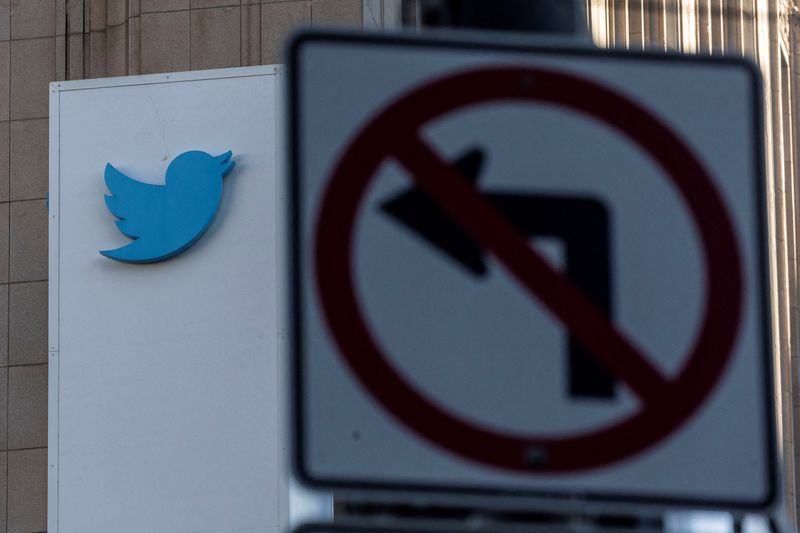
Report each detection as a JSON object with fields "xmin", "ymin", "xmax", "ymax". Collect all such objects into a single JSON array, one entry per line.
[
  {"xmin": 290, "ymin": 33, "xmax": 776, "ymax": 510},
  {"xmin": 50, "ymin": 67, "xmax": 288, "ymax": 532}
]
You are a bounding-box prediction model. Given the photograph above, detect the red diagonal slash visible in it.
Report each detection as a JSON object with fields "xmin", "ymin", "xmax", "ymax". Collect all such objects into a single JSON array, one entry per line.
[{"xmin": 393, "ymin": 136, "xmax": 671, "ymax": 403}]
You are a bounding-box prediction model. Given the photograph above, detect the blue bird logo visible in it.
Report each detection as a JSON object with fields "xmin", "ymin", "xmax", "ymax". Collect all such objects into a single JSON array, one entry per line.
[{"xmin": 100, "ymin": 150, "xmax": 236, "ymax": 263}]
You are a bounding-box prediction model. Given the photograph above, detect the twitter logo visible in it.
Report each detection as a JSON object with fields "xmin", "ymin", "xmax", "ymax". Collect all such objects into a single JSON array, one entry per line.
[{"xmin": 101, "ymin": 150, "xmax": 236, "ymax": 263}]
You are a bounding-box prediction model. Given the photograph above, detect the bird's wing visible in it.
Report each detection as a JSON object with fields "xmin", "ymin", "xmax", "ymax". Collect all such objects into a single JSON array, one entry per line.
[{"xmin": 103, "ymin": 163, "xmax": 163, "ymax": 239}]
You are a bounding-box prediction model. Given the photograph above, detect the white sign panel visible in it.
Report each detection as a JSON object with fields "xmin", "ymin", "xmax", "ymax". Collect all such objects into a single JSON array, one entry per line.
[
  {"xmin": 289, "ymin": 33, "xmax": 777, "ymax": 510},
  {"xmin": 49, "ymin": 67, "xmax": 288, "ymax": 532}
]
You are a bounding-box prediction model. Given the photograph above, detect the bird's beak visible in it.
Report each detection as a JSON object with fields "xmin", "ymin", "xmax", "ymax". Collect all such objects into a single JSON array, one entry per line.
[{"xmin": 214, "ymin": 150, "xmax": 236, "ymax": 177}]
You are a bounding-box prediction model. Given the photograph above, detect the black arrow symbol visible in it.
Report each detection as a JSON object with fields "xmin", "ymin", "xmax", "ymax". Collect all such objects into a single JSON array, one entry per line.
[{"xmin": 381, "ymin": 147, "xmax": 616, "ymax": 400}]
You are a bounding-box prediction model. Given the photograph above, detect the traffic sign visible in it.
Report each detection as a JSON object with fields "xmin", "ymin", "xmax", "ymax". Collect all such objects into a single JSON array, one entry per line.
[{"xmin": 289, "ymin": 31, "xmax": 777, "ymax": 511}]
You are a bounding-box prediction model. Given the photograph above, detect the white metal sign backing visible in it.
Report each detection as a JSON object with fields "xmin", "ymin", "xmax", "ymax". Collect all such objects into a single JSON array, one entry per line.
[{"xmin": 50, "ymin": 67, "xmax": 288, "ymax": 533}]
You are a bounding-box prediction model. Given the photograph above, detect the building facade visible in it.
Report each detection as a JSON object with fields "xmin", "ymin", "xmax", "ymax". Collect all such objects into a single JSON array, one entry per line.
[
  {"xmin": 586, "ymin": 0, "xmax": 800, "ymax": 523},
  {"xmin": 0, "ymin": 0, "xmax": 794, "ymax": 531},
  {"xmin": 1, "ymin": 2, "xmax": 399, "ymax": 531}
]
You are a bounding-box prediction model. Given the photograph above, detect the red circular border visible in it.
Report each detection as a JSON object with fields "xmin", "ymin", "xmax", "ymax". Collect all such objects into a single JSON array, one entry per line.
[{"xmin": 313, "ymin": 67, "xmax": 744, "ymax": 472}]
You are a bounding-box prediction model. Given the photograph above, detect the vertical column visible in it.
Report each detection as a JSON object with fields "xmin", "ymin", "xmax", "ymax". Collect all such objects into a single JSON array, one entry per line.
[
  {"xmin": 105, "ymin": 0, "xmax": 126, "ymax": 76},
  {"xmin": 779, "ymin": 45, "xmax": 800, "ymax": 522},
  {"xmin": 790, "ymin": 6, "xmax": 800, "ymax": 523},
  {"xmin": 241, "ymin": 0, "xmax": 262, "ymax": 67},
  {"xmin": 88, "ymin": 0, "xmax": 106, "ymax": 78},
  {"xmin": 663, "ymin": 0, "xmax": 680, "ymax": 51},
  {"xmin": 780, "ymin": 14, "xmax": 798, "ymax": 527},
  {"xmin": 647, "ymin": 0, "xmax": 665, "ymax": 50},
  {"xmin": 709, "ymin": 0, "xmax": 725, "ymax": 52},
  {"xmin": 681, "ymin": 0, "xmax": 699, "ymax": 53},
  {"xmin": 5, "ymin": 0, "xmax": 54, "ymax": 531},
  {"xmin": 723, "ymin": 0, "xmax": 744, "ymax": 53},
  {"xmin": 190, "ymin": 2, "xmax": 242, "ymax": 70},
  {"xmin": 613, "ymin": 0, "xmax": 629, "ymax": 48},
  {"xmin": 139, "ymin": 1, "xmax": 189, "ymax": 74},
  {"xmin": 758, "ymin": 0, "xmax": 792, "ymax": 518},
  {"xmin": 588, "ymin": 0, "xmax": 611, "ymax": 47},
  {"xmin": 261, "ymin": 1, "xmax": 311, "ymax": 65},
  {"xmin": 741, "ymin": 0, "xmax": 756, "ymax": 58},
  {"xmin": 128, "ymin": 0, "xmax": 140, "ymax": 75},
  {"xmin": 697, "ymin": 0, "xmax": 711, "ymax": 52},
  {"xmin": 628, "ymin": 0, "xmax": 645, "ymax": 48}
]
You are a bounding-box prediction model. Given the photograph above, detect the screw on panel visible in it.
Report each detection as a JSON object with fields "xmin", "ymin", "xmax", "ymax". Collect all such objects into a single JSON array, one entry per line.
[{"xmin": 524, "ymin": 446, "xmax": 548, "ymax": 468}]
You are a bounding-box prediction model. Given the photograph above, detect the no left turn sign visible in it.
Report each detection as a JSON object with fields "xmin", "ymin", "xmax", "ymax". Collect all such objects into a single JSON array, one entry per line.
[
  {"xmin": 289, "ymin": 32, "xmax": 777, "ymax": 511},
  {"xmin": 315, "ymin": 65, "xmax": 744, "ymax": 473}
]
